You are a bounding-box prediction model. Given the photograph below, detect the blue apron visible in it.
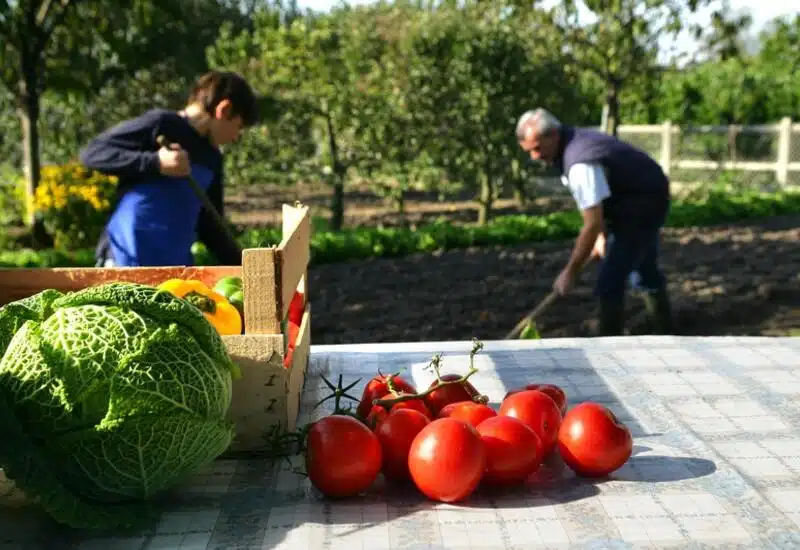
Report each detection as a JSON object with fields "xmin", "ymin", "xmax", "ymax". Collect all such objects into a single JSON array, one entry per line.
[{"xmin": 104, "ymin": 165, "xmax": 214, "ymax": 267}]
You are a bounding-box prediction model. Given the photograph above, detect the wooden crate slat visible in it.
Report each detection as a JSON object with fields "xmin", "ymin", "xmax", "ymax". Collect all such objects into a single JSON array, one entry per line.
[
  {"xmin": 278, "ymin": 204, "xmax": 311, "ymax": 321},
  {"xmin": 282, "ymin": 203, "xmax": 308, "ymax": 237},
  {"xmin": 0, "ymin": 265, "xmax": 241, "ymax": 307},
  {"xmin": 241, "ymin": 248, "xmax": 281, "ymax": 334},
  {"xmin": 221, "ymin": 332, "xmax": 286, "ymax": 453},
  {"xmin": 285, "ymin": 304, "xmax": 311, "ymax": 432}
]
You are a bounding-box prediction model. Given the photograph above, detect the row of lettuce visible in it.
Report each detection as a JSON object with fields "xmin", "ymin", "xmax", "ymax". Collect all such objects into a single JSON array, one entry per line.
[{"xmin": 2, "ymin": 188, "xmax": 799, "ymax": 269}]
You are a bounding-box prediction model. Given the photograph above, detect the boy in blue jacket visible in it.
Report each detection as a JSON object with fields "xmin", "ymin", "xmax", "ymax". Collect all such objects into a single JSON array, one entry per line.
[{"xmin": 80, "ymin": 70, "xmax": 258, "ymax": 267}]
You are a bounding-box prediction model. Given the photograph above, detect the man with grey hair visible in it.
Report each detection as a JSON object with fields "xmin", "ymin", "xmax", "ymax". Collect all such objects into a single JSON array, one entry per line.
[{"xmin": 516, "ymin": 108, "xmax": 673, "ymax": 336}]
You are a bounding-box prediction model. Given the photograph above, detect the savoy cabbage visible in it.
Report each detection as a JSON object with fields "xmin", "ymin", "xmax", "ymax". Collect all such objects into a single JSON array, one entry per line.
[{"xmin": 0, "ymin": 282, "xmax": 240, "ymax": 530}]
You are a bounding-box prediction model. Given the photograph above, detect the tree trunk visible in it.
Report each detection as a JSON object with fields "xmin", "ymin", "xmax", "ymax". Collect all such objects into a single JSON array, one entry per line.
[
  {"xmin": 603, "ymin": 83, "xmax": 620, "ymax": 137},
  {"xmin": 330, "ymin": 174, "xmax": 344, "ymax": 231},
  {"xmin": 391, "ymin": 190, "xmax": 405, "ymax": 216},
  {"xmin": 17, "ymin": 69, "xmax": 51, "ymax": 247},
  {"xmin": 19, "ymin": 90, "xmax": 40, "ymax": 225},
  {"xmin": 512, "ymin": 183, "xmax": 527, "ymax": 208},
  {"xmin": 324, "ymin": 112, "xmax": 345, "ymax": 231},
  {"xmin": 510, "ymin": 158, "xmax": 528, "ymax": 208},
  {"xmin": 727, "ymin": 125, "xmax": 737, "ymax": 162},
  {"xmin": 477, "ymin": 172, "xmax": 493, "ymax": 226}
]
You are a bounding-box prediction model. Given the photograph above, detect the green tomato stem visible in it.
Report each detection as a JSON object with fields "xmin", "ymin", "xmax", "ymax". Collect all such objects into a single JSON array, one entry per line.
[
  {"xmin": 314, "ymin": 374, "xmax": 362, "ymax": 414},
  {"xmin": 376, "ymin": 338, "xmax": 487, "ymax": 408},
  {"xmin": 373, "ymin": 366, "xmax": 481, "ymax": 408}
]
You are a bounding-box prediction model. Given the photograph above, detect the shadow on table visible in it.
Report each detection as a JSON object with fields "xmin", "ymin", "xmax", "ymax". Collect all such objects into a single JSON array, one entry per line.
[
  {"xmin": 260, "ymin": 343, "xmax": 716, "ymax": 542},
  {"xmin": 308, "ymin": 344, "xmax": 655, "ymax": 437},
  {"xmin": 316, "ymin": 448, "xmax": 717, "ymax": 544},
  {"xmin": 616, "ymin": 445, "xmax": 717, "ymax": 483},
  {"xmin": 0, "ymin": 506, "xmax": 73, "ymax": 550},
  {"xmin": 481, "ymin": 346, "xmax": 654, "ymax": 438},
  {"xmin": 480, "ymin": 346, "xmax": 718, "ymax": 484},
  {"xmin": 320, "ymin": 451, "xmax": 717, "ymax": 542},
  {"xmin": 305, "ymin": 346, "xmax": 721, "ymax": 487},
  {"xmin": 0, "ymin": 461, "xmax": 295, "ymax": 550}
]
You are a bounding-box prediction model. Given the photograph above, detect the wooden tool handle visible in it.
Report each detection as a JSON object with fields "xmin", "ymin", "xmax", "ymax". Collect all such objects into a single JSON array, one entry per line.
[
  {"xmin": 504, "ymin": 291, "xmax": 558, "ymax": 340},
  {"xmin": 504, "ymin": 255, "xmax": 596, "ymax": 340},
  {"xmin": 155, "ymin": 134, "xmax": 240, "ymax": 257}
]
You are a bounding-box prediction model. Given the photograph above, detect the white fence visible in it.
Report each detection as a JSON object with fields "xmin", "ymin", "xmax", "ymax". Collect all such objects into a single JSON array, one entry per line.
[{"xmin": 614, "ymin": 117, "xmax": 800, "ymax": 186}]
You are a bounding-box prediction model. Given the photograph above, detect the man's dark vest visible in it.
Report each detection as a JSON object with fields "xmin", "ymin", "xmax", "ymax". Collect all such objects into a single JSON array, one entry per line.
[{"xmin": 557, "ymin": 125, "xmax": 670, "ymax": 229}]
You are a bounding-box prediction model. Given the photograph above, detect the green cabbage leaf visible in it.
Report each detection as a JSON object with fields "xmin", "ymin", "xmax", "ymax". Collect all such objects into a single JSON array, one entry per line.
[{"xmin": 0, "ymin": 282, "xmax": 239, "ymax": 530}]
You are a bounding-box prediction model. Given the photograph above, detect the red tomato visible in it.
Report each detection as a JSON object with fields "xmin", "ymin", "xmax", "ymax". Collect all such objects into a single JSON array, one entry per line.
[
  {"xmin": 288, "ymin": 290, "xmax": 305, "ymax": 326},
  {"xmin": 306, "ymin": 415, "xmax": 382, "ymax": 498},
  {"xmin": 375, "ymin": 409, "xmax": 431, "ymax": 482},
  {"xmin": 287, "ymin": 321, "xmax": 300, "ymax": 350},
  {"xmin": 558, "ymin": 402, "xmax": 633, "ymax": 478},
  {"xmin": 505, "ymin": 384, "xmax": 567, "ymax": 416},
  {"xmin": 391, "ymin": 395, "xmax": 433, "ymax": 419},
  {"xmin": 438, "ymin": 401, "xmax": 497, "ymax": 427},
  {"xmin": 283, "ymin": 347, "xmax": 294, "ymax": 369},
  {"xmin": 476, "ymin": 415, "xmax": 543, "ymax": 485},
  {"xmin": 364, "ymin": 405, "xmax": 389, "ymax": 430},
  {"xmin": 356, "ymin": 374, "xmax": 417, "ymax": 419},
  {"xmin": 424, "ymin": 374, "xmax": 482, "ymax": 415},
  {"xmin": 499, "ymin": 390, "xmax": 562, "ymax": 456},
  {"xmin": 408, "ymin": 418, "xmax": 486, "ymax": 503}
]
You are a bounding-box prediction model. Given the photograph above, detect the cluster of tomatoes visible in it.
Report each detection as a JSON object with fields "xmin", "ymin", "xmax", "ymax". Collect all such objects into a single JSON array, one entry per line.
[{"xmin": 304, "ymin": 356, "xmax": 634, "ymax": 503}]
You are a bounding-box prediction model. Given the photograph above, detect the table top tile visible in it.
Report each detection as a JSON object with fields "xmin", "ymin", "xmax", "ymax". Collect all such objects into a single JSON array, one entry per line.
[{"xmin": 3, "ymin": 336, "xmax": 800, "ymax": 549}]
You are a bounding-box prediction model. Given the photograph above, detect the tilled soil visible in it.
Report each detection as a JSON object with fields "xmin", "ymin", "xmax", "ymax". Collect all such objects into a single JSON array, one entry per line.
[{"xmin": 307, "ymin": 215, "xmax": 800, "ymax": 344}]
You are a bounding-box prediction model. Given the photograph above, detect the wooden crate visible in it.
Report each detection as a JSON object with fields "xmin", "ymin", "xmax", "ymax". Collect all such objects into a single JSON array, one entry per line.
[{"xmin": 0, "ymin": 203, "xmax": 312, "ymax": 455}]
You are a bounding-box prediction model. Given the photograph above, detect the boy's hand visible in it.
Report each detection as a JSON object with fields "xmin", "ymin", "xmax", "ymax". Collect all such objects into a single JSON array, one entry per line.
[{"xmin": 157, "ymin": 143, "xmax": 190, "ymax": 177}]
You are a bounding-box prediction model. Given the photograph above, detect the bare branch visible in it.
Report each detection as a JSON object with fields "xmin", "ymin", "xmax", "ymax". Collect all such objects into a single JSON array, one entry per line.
[
  {"xmin": 36, "ymin": 0, "xmax": 56, "ymax": 27},
  {"xmin": 36, "ymin": 0, "xmax": 79, "ymax": 57}
]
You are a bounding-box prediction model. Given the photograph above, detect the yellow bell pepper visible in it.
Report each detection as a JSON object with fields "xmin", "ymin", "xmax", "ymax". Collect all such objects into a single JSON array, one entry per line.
[{"xmin": 158, "ymin": 278, "xmax": 242, "ymax": 336}]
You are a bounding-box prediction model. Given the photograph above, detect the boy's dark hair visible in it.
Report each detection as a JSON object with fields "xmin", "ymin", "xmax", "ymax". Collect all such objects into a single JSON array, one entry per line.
[{"xmin": 188, "ymin": 70, "xmax": 259, "ymax": 127}]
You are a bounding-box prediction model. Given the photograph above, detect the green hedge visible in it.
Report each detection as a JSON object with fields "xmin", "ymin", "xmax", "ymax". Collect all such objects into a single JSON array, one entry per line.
[
  {"xmin": 0, "ymin": 248, "xmax": 97, "ymax": 268},
  {"xmin": 2, "ymin": 188, "xmax": 799, "ymax": 269}
]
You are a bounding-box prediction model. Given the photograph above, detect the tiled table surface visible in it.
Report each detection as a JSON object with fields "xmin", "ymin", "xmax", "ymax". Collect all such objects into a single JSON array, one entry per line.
[{"xmin": 3, "ymin": 335, "xmax": 800, "ymax": 549}]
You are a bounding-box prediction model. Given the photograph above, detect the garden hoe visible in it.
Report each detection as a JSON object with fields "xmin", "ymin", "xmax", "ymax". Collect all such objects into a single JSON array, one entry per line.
[
  {"xmin": 504, "ymin": 256, "xmax": 595, "ymax": 340},
  {"xmin": 156, "ymin": 135, "xmax": 240, "ymax": 254}
]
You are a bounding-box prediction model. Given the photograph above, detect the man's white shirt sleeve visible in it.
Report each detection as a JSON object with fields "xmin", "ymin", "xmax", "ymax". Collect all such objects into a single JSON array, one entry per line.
[{"xmin": 561, "ymin": 162, "xmax": 611, "ymax": 211}]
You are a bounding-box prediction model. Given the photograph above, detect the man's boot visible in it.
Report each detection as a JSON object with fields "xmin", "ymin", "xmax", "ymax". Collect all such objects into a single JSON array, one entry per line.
[
  {"xmin": 598, "ymin": 298, "xmax": 626, "ymax": 336},
  {"xmin": 641, "ymin": 287, "xmax": 674, "ymax": 334}
]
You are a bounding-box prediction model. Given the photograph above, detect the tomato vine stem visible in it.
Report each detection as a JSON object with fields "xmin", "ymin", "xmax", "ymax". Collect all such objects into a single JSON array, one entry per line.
[
  {"xmin": 384, "ymin": 370, "xmax": 407, "ymax": 394},
  {"xmin": 373, "ymin": 338, "xmax": 486, "ymax": 408}
]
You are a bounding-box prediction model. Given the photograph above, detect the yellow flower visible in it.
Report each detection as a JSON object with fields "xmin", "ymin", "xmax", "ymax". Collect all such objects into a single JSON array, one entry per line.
[{"xmin": 28, "ymin": 161, "xmax": 118, "ymax": 248}]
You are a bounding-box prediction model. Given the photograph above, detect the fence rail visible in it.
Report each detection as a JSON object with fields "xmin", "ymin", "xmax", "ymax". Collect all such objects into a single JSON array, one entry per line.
[{"xmin": 610, "ymin": 117, "xmax": 800, "ymax": 186}]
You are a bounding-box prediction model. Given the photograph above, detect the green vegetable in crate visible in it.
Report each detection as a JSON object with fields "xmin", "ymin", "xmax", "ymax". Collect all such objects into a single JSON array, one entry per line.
[
  {"xmin": 0, "ymin": 282, "xmax": 240, "ymax": 530},
  {"xmin": 213, "ymin": 275, "xmax": 244, "ymax": 318}
]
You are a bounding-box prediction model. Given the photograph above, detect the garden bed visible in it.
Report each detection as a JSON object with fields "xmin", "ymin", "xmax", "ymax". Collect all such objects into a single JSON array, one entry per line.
[{"xmin": 307, "ymin": 215, "xmax": 800, "ymax": 343}]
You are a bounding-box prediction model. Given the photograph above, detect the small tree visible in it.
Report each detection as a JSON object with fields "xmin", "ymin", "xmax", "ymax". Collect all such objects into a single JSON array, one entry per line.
[
  {"xmin": 344, "ymin": 4, "xmax": 447, "ymax": 217},
  {"xmin": 404, "ymin": 5, "xmax": 579, "ymax": 224},
  {"xmin": 545, "ymin": 0, "xmax": 710, "ymax": 135}
]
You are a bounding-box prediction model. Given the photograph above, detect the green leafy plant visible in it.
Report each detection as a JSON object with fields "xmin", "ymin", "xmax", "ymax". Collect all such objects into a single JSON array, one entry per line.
[
  {"xmin": 0, "ymin": 282, "xmax": 240, "ymax": 530},
  {"xmin": 0, "ymin": 165, "xmax": 27, "ymax": 250},
  {"xmin": 0, "ymin": 188, "xmax": 798, "ymax": 269}
]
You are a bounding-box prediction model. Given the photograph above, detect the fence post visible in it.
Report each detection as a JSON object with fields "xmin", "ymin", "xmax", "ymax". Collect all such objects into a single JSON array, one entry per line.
[
  {"xmin": 776, "ymin": 117, "xmax": 791, "ymax": 186},
  {"xmin": 660, "ymin": 120, "xmax": 672, "ymax": 177}
]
